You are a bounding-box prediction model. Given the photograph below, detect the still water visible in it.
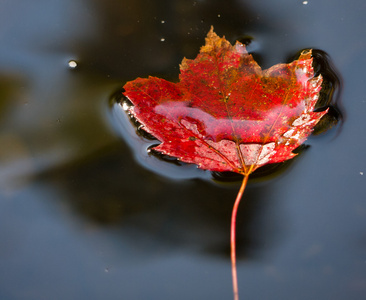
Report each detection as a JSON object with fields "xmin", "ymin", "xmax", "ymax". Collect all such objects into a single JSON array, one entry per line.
[{"xmin": 1, "ymin": 0, "xmax": 366, "ymax": 299}]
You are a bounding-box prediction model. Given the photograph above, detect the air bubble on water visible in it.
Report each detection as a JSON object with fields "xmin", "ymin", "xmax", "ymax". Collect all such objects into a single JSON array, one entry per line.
[
  {"xmin": 160, "ymin": 38, "xmax": 165, "ymax": 42},
  {"xmin": 161, "ymin": 20, "xmax": 165, "ymax": 24},
  {"xmin": 303, "ymin": 1, "xmax": 308, "ymax": 4},
  {"xmin": 68, "ymin": 60, "xmax": 77, "ymax": 69},
  {"xmin": 217, "ymin": 14, "xmax": 221, "ymax": 18},
  {"xmin": 122, "ymin": 102, "xmax": 130, "ymax": 111},
  {"xmin": 360, "ymin": 172, "xmax": 364, "ymax": 175}
]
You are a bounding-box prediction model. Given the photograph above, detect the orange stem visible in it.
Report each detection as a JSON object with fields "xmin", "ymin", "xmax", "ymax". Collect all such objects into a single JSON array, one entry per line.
[{"xmin": 231, "ymin": 174, "xmax": 249, "ymax": 300}]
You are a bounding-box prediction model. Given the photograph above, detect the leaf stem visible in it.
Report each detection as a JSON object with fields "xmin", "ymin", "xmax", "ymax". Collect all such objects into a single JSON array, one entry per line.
[{"xmin": 231, "ymin": 174, "xmax": 249, "ymax": 300}]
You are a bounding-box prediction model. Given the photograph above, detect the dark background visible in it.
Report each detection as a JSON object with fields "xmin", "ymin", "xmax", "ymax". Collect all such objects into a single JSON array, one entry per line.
[{"xmin": 0, "ymin": 0, "xmax": 365, "ymax": 299}]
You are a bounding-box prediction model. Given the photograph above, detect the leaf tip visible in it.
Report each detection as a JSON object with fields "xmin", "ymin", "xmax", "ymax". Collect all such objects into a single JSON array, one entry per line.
[
  {"xmin": 201, "ymin": 26, "xmax": 229, "ymax": 54},
  {"xmin": 299, "ymin": 49, "xmax": 313, "ymax": 61}
]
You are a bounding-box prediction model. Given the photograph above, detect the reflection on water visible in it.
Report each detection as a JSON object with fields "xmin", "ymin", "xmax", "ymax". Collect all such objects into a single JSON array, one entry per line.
[{"xmin": 1, "ymin": 0, "xmax": 366, "ymax": 299}]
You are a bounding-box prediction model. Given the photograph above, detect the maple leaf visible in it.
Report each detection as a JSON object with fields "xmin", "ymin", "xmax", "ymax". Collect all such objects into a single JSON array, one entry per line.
[{"xmin": 123, "ymin": 27, "xmax": 327, "ymax": 300}]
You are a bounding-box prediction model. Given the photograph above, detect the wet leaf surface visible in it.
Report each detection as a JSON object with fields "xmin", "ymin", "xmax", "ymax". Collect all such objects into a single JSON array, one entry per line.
[{"xmin": 124, "ymin": 28, "xmax": 327, "ymax": 175}]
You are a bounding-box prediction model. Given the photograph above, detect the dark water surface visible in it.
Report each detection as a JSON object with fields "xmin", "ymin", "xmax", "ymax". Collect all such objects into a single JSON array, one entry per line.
[{"xmin": 1, "ymin": 0, "xmax": 366, "ymax": 299}]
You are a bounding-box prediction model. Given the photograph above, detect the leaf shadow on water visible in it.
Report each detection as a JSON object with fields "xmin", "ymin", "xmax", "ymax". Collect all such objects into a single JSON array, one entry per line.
[
  {"xmin": 288, "ymin": 48, "xmax": 344, "ymax": 135},
  {"xmin": 37, "ymin": 141, "xmax": 291, "ymax": 263}
]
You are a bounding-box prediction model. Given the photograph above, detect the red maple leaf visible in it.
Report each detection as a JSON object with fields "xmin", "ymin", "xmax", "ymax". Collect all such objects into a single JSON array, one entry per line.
[{"xmin": 123, "ymin": 27, "xmax": 327, "ymax": 300}]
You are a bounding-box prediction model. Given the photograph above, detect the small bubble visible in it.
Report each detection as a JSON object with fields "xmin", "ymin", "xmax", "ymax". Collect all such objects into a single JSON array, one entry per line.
[
  {"xmin": 122, "ymin": 102, "xmax": 130, "ymax": 111},
  {"xmin": 161, "ymin": 20, "xmax": 165, "ymax": 24},
  {"xmin": 302, "ymin": 1, "xmax": 308, "ymax": 4},
  {"xmin": 104, "ymin": 268, "xmax": 109, "ymax": 273},
  {"xmin": 217, "ymin": 14, "xmax": 221, "ymax": 17},
  {"xmin": 160, "ymin": 38, "xmax": 165, "ymax": 42},
  {"xmin": 68, "ymin": 60, "xmax": 77, "ymax": 69},
  {"xmin": 360, "ymin": 172, "xmax": 364, "ymax": 176}
]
